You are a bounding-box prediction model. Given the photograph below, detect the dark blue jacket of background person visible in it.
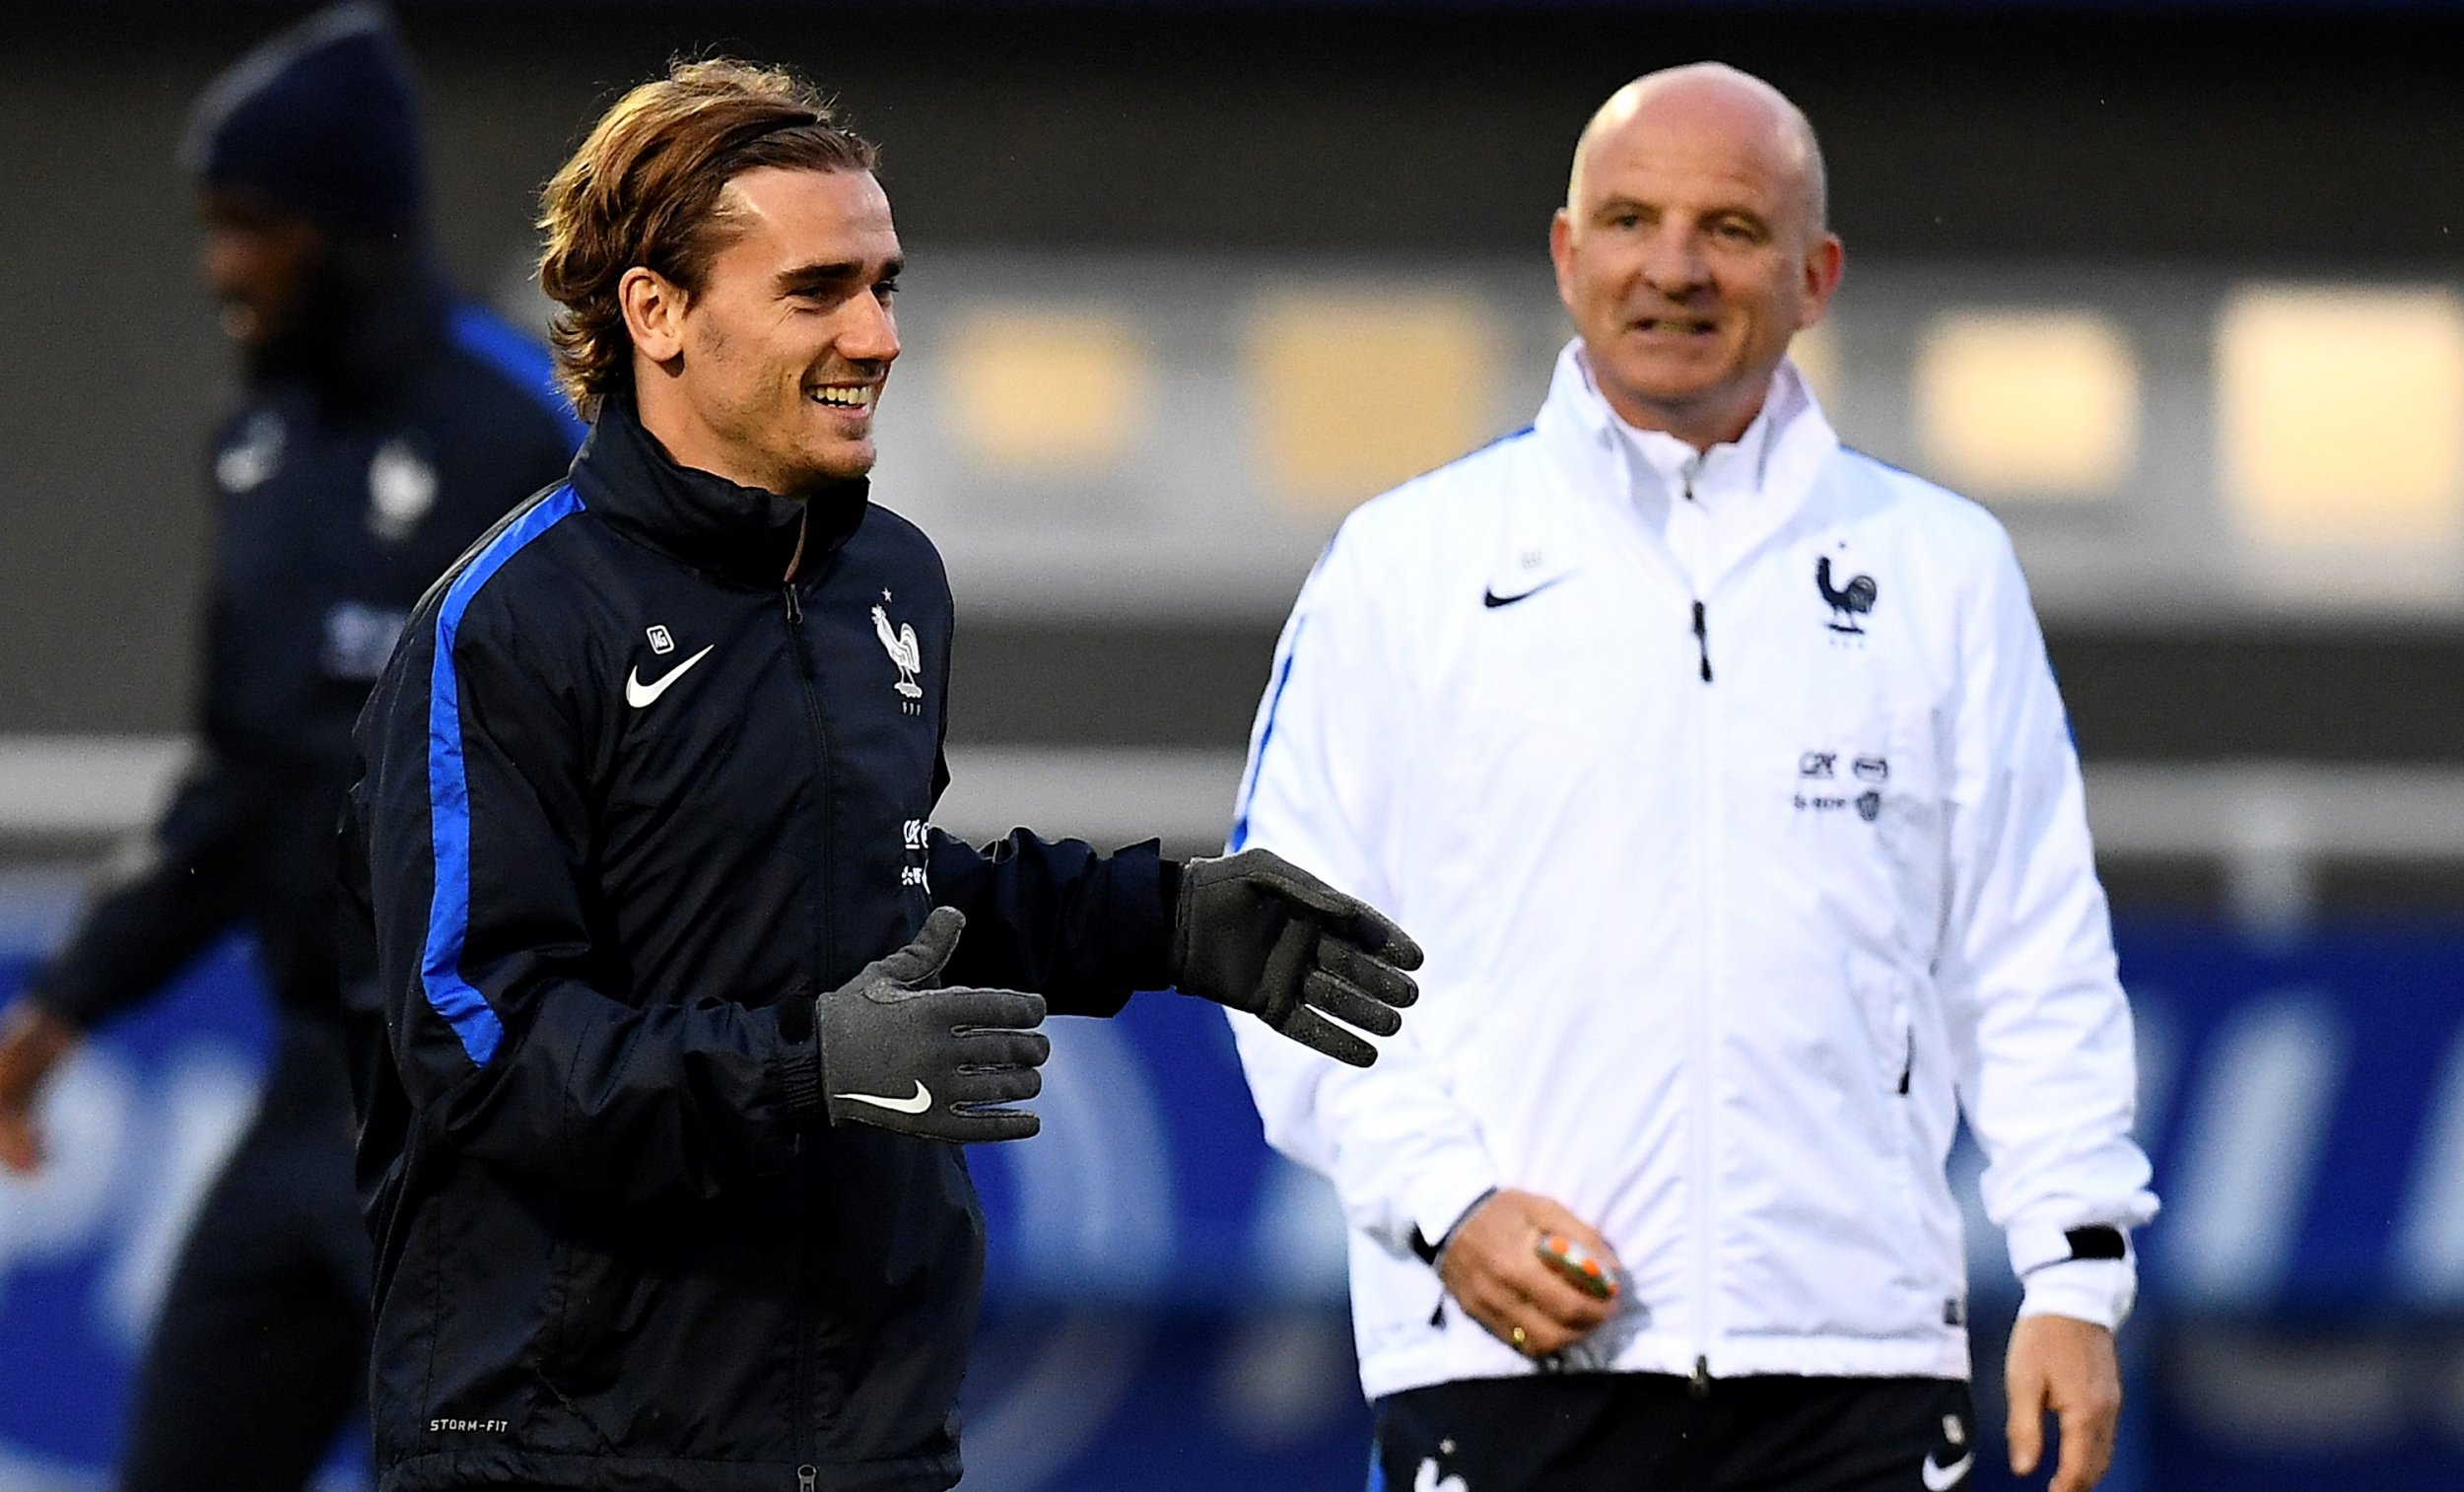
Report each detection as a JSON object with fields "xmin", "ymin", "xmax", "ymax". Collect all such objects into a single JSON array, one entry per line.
[
  {"xmin": 343, "ymin": 402, "xmax": 1175, "ymax": 1492},
  {"xmin": 27, "ymin": 268, "xmax": 580, "ymax": 1035}
]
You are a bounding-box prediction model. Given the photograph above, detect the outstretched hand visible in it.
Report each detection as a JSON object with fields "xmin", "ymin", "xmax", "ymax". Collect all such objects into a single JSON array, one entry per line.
[
  {"xmin": 1171, "ymin": 848, "xmax": 1423, "ymax": 1066},
  {"xmin": 816, "ymin": 907, "xmax": 1050, "ymax": 1143}
]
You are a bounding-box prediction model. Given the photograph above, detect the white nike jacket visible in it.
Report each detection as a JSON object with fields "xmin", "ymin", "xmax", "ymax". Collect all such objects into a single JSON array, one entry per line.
[{"xmin": 1227, "ymin": 343, "xmax": 2158, "ymax": 1399}]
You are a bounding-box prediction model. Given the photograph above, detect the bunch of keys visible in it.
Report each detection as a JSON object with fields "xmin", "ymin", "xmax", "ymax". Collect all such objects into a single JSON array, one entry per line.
[{"xmin": 1537, "ymin": 1232, "xmax": 1618, "ymax": 1301}]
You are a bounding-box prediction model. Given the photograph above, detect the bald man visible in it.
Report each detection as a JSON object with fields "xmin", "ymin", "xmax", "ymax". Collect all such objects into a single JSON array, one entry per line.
[{"xmin": 1226, "ymin": 64, "xmax": 2156, "ymax": 1492}]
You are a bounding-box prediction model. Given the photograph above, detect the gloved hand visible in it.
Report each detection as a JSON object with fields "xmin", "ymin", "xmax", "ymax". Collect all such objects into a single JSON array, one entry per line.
[
  {"xmin": 1171, "ymin": 848, "xmax": 1423, "ymax": 1067},
  {"xmin": 816, "ymin": 906, "xmax": 1049, "ymax": 1142}
]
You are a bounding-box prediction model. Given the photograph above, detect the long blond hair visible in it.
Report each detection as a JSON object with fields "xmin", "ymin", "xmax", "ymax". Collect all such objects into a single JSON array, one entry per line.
[{"xmin": 535, "ymin": 58, "xmax": 877, "ymax": 420}]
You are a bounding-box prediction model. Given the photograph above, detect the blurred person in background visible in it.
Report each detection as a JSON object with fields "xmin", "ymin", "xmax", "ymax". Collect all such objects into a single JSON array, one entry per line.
[
  {"xmin": 341, "ymin": 57, "xmax": 1417, "ymax": 1492},
  {"xmin": 0, "ymin": 4, "xmax": 579, "ymax": 1489},
  {"xmin": 1228, "ymin": 63, "xmax": 2156, "ymax": 1492}
]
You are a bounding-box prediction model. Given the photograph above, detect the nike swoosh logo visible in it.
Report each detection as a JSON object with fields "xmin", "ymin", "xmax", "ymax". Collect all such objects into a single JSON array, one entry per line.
[
  {"xmin": 1921, "ymin": 1453, "xmax": 1973, "ymax": 1490},
  {"xmin": 625, "ymin": 644, "xmax": 715, "ymax": 708},
  {"xmin": 832, "ymin": 1080, "xmax": 933, "ymax": 1116},
  {"xmin": 1482, "ymin": 578, "xmax": 1567, "ymax": 608}
]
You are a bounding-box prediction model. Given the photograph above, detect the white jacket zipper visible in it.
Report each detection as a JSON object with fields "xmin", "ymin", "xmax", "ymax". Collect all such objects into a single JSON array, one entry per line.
[{"xmin": 1687, "ymin": 590, "xmax": 1719, "ymax": 1395}]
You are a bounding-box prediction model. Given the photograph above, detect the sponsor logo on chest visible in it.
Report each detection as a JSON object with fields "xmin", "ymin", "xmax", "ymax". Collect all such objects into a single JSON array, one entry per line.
[{"xmin": 1797, "ymin": 749, "xmax": 1888, "ymax": 821}]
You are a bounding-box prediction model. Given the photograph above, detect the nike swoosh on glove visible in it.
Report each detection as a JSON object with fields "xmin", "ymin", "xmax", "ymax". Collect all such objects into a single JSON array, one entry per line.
[
  {"xmin": 1171, "ymin": 848, "xmax": 1423, "ymax": 1066},
  {"xmin": 814, "ymin": 906, "xmax": 1050, "ymax": 1142}
]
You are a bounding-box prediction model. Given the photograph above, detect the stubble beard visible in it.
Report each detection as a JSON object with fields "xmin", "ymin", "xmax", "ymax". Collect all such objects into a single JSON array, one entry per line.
[{"xmin": 767, "ymin": 430, "xmax": 876, "ymax": 500}]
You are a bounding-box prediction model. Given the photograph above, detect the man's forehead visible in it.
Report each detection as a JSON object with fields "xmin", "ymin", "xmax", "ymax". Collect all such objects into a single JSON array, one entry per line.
[
  {"xmin": 1577, "ymin": 90, "xmax": 1814, "ymax": 208},
  {"xmin": 719, "ymin": 167, "xmax": 898, "ymax": 253},
  {"xmin": 1579, "ymin": 115, "xmax": 1798, "ymax": 204}
]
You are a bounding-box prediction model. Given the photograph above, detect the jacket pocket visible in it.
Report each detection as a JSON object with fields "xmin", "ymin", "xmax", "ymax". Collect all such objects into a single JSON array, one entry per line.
[
  {"xmin": 531, "ymin": 1185, "xmax": 804, "ymax": 1461},
  {"xmin": 1844, "ymin": 953, "xmax": 1939, "ymax": 1308}
]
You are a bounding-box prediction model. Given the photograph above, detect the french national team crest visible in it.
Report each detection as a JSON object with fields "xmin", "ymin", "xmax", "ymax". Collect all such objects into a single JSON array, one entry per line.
[
  {"xmin": 1815, "ymin": 547, "xmax": 1878, "ymax": 640},
  {"xmin": 871, "ymin": 593, "xmax": 924, "ymax": 714}
]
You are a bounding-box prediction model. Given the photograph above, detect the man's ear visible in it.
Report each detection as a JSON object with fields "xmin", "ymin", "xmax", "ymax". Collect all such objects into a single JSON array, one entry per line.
[
  {"xmin": 619, "ymin": 266, "xmax": 689, "ymax": 365},
  {"xmin": 1798, "ymin": 235, "xmax": 1846, "ymax": 330},
  {"xmin": 1547, "ymin": 209, "xmax": 1578, "ymax": 314}
]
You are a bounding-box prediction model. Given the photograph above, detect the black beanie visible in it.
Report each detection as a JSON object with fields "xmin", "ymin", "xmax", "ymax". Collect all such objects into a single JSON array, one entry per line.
[{"xmin": 179, "ymin": 2, "xmax": 425, "ymax": 237}]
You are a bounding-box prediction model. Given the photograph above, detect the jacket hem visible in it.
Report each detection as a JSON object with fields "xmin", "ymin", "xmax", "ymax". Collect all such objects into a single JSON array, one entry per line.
[
  {"xmin": 381, "ymin": 1447, "xmax": 962, "ymax": 1492},
  {"xmin": 1356, "ymin": 1328, "xmax": 1971, "ymax": 1400}
]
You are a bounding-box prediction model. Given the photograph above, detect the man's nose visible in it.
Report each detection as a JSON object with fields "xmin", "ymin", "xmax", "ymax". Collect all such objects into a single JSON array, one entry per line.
[
  {"xmin": 1638, "ymin": 223, "xmax": 1709, "ymax": 298},
  {"xmin": 839, "ymin": 293, "xmax": 900, "ymax": 365}
]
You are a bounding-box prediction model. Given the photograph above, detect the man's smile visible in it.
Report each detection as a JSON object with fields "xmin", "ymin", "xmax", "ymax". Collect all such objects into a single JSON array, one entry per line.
[{"xmin": 805, "ymin": 381, "xmax": 879, "ymax": 410}]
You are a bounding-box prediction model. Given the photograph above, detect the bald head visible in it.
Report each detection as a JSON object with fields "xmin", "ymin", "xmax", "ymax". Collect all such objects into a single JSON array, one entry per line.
[
  {"xmin": 1546, "ymin": 60, "xmax": 1843, "ymax": 448},
  {"xmin": 1569, "ymin": 63, "xmax": 1826, "ymax": 241}
]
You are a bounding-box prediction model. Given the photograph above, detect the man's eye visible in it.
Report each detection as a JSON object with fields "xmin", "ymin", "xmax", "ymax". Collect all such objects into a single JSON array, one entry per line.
[{"xmin": 873, "ymin": 281, "xmax": 901, "ymax": 303}]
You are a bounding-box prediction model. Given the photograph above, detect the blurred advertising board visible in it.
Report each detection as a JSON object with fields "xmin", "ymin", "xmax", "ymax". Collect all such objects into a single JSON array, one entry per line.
[{"xmin": 3, "ymin": 921, "xmax": 2462, "ymax": 1489}]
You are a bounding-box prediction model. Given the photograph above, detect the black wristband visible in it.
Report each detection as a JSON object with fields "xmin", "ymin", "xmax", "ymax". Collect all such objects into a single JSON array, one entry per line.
[{"xmin": 2064, "ymin": 1225, "xmax": 2127, "ymax": 1261}]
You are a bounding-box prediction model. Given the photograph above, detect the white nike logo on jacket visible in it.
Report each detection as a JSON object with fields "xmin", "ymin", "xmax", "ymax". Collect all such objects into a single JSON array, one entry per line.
[{"xmin": 625, "ymin": 644, "xmax": 714, "ymax": 707}]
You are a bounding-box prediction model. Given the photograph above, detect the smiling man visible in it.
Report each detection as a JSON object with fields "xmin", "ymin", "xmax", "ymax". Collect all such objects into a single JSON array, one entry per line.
[
  {"xmin": 1227, "ymin": 64, "xmax": 2156, "ymax": 1492},
  {"xmin": 341, "ymin": 59, "xmax": 1419, "ymax": 1492}
]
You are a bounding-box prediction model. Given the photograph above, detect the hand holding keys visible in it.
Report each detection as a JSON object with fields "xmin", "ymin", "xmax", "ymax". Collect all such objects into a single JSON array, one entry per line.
[{"xmin": 1537, "ymin": 1231, "xmax": 1619, "ymax": 1301}]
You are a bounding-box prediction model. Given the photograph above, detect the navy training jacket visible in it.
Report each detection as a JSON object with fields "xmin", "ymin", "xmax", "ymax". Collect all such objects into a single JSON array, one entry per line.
[
  {"xmin": 30, "ymin": 269, "xmax": 579, "ymax": 1032},
  {"xmin": 343, "ymin": 403, "xmax": 1176, "ymax": 1492}
]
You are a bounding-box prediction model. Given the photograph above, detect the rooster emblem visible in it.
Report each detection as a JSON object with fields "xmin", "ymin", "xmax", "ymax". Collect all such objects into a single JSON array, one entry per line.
[
  {"xmin": 871, "ymin": 604, "xmax": 924, "ymax": 702},
  {"xmin": 1815, "ymin": 555, "xmax": 1879, "ymax": 635}
]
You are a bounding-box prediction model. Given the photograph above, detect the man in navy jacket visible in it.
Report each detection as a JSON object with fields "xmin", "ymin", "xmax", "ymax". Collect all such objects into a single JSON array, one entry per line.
[
  {"xmin": 0, "ymin": 6, "xmax": 579, "ymax": 1490},
  {"xmin": 342, "ymin": 57, "xmax": 1420, "ymax": 1492}
]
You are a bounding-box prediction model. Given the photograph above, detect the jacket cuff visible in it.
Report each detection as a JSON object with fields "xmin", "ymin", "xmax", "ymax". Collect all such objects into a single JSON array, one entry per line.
[
  {"xmin": 2018, "ymin": 1256, "xmax": 2137, "ymax": 1330},
  {"xmin": 1156, "ymin": 858, "xmax": 1183, "ymax": 938},
  {"xmin": 1088, "ymin": 840, "xmax": 1174, "ymax": 1008},
  {"xmin": 1404, "ymin": 1157, "xmax": 1503, "ymax": 1265},
  {"xmin": 2008, "ymin": 1219, "xmax": 2128, "ymax": 1278},
  {"xmin": 774, "ymin": 999, "xmax": 826, "ymax": 1128},
  {"xmin": 1410, "ymin": 1186, "xmax": 1497, "ymax": 1265},
  {"xmin": 1124, "ymin": 842, "xmax": 1177, "ymax": 992}
]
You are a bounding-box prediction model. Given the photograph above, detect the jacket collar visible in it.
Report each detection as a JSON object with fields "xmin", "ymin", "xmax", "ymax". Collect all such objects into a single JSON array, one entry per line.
[
  {"xmin": 1512, "ymin": 338, "xmax": 1841, "ymax": 599},
  {"xmin": 569, "ymin": 403, "xmax": 870, "ymax": 589}
]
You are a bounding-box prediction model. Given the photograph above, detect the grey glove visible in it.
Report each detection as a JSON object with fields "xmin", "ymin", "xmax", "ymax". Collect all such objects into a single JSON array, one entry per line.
[
  {"xmin": 1170, "ymin": 848, "xmax": 1423, "ymax": 1067},
  {"xmin": 816, "ymin": 907, "xmax": 1049, "ymax": 1142}
]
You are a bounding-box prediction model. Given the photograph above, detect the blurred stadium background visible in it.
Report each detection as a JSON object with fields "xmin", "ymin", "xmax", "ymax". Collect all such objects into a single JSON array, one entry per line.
[{"xmin": 4, "ymin": 1, "xmax": 2463, "ymax": 1487}]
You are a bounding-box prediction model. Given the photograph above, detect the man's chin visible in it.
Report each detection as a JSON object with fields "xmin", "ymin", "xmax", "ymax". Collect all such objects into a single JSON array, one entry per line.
[
  {"xmin": 786, "ymin": 440, "xmax": 876, "ymax": 492},
  {"xmin": 1607, "ymin": 376, "xmax": 1716, "ymax": 421},
  {"xmin": 1604, "ymin": 352, "xmax": 1732, "ymax": 404}
]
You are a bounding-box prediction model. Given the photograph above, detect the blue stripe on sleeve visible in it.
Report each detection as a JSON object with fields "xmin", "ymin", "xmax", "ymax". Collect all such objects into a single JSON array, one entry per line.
[
  {"xmin": 1226, "ymin": 615, "xmax": 1305, "ymax": 852},
  {"xmin": 421, "ymin": 484, "xmax": 583, "ymax": 1067},
  {"xmin": 448, "ymin": 303, "xmax": 588, "ymax": 452}
]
